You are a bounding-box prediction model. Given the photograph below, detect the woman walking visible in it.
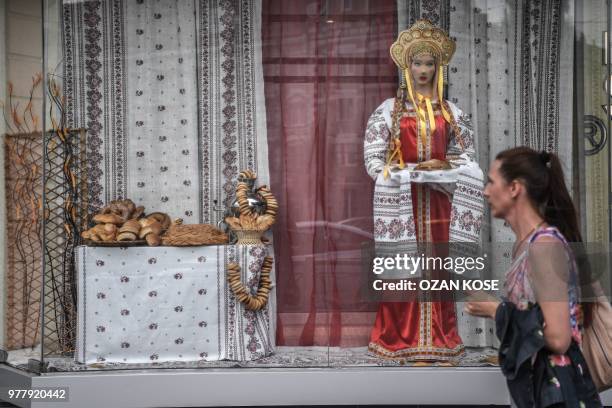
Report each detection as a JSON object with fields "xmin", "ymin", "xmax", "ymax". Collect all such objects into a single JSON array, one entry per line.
[{"xmin": 465, "ymin": 147, "xmax": 602, "ymax": 407}]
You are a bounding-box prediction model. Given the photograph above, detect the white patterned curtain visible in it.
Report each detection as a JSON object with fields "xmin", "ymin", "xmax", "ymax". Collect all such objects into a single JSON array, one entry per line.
[
  {"xmin": 195, "ymin": 0, "xmax": 270, "ymax": 222},
  {"xmin": 62, "ymin": 0, "xmax": 269, "ymax": 225},
  {"xmin": 447, "ymin": 0, "xmax": 507, "ymax": 348},
  {"xmin": 125, "ymin": 0, "xmax": 200, "ymax": 222},
  {"xmin": 449, "ymin": 0, "xmax": 575, "ymax": 291}
]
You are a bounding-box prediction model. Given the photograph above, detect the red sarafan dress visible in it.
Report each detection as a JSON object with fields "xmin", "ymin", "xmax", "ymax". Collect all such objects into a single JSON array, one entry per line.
[{"xmin": 368, "ymin": 102, "xmax": 464, "ymax": 361}]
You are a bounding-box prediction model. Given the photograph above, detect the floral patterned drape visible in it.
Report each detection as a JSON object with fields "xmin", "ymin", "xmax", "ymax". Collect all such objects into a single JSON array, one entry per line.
[{"xmin": 62, "ymin": 0, "xmax": 269, "ymax": 223}]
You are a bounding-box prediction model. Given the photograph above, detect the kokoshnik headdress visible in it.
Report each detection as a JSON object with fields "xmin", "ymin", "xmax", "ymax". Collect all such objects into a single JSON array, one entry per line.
[{"xmin": 384, "ymin": 19, "xmax": 457, "ymax": 178}]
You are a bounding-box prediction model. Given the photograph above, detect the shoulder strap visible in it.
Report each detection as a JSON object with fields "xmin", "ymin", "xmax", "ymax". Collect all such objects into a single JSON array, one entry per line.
[{"xmin": 529, "ymin": 226, "xmax": 567, "ymax": 245}]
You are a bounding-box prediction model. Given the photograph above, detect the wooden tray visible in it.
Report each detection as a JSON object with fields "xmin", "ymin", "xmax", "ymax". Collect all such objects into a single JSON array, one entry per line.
[{"xmin": 82, "ymin": 239, "xmax": 147, "ymax": 247}]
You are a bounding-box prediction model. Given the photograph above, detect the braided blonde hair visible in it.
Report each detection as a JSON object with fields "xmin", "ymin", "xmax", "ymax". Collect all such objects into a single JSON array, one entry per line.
[
  {"xmin": 388, "ymin": 80, "xmax": 464, "ymax": 157},
  {"xmin": 440, "ymin": 99, "xmax": 464, "ymax": 149}
]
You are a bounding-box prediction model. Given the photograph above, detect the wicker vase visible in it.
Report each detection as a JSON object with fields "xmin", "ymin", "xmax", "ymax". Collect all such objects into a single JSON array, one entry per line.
[{"xmin": 234, "ymin": 229, "xmax": 264, "ymax": 245}]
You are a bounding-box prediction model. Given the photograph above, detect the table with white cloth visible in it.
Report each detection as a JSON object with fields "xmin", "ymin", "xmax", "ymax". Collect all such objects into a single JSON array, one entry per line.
[{"xmin": 75, "ymin": 244, "xmax": 275, "ymax": 364}]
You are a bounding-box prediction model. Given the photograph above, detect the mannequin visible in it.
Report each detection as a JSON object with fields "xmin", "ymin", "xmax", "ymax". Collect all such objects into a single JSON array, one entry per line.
[{"xmin": 364, "ymin": 19, "xmax": 485, "ymax": 361}]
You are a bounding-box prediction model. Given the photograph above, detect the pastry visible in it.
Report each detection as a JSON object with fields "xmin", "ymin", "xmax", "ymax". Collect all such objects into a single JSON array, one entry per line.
[
  {"xmin": 82, "ymin": 224, "xmax": 116, "ymax": 241},
  {"xmin": 139, "ymin": 219, "xmax": 162, "ymax": 239},
  {"xmin": 92, "ymin": 213, "xmax": 124, "ymax": 225},
  {"xmin": 137, "ymin": 218, "xmax": 162, "ymax": 246},
  {"xmin": 145, "ymin": 233, "xmax": 161, "ymax": 246},
  {"xmin": 103, "ymin": 223, "xmax": 118, "ymax": 234},
  {"xmin": 100, "ymin": 199, "xmax": 138, "ymax": 220},
  {"xmin": 117, "ymin": 231, "xmax": 137, "ymax": 241},
  {"xmin": 146, "ymin": 212, "xmax": 171, "ymax": 231},
  {"xmin": 119, "ymin": 219, "xmax": 141, "ymax": 235},
  {"xmin": 131, "ymin": 205, "xmax": 145, "ymax": 220}
]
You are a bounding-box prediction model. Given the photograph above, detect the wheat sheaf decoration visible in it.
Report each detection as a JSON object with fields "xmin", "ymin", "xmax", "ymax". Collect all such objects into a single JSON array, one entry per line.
[{"xmin": 226, "ymin": 256, "xmax": 273, "ymax": 311}]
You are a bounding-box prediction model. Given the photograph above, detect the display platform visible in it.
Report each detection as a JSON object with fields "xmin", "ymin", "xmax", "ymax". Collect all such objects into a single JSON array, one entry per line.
[
  {"xmin": 8, "ymin": 346, "xmax": 498, "ymax": 371},
  {"xmin": 2, "ymin": 363, "xmax": 612, "ymax": 408},
  {"xmin": 3, "ymin": 346, "xmax": 611, "ymax": 407}
]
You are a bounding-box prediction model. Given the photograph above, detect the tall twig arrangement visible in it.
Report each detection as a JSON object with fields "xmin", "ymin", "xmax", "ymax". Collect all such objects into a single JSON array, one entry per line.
[
  {"xmin": 1, "ymin": 74, "xmax": 43, "ymax": 350},
  {"xmin": 40, "ymin": 75, "xmax": 87, "ymax": 356}
]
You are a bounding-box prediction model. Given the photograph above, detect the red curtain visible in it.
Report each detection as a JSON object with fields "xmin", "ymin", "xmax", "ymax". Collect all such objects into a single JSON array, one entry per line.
[{"xmin": 262, "ymin": 0, "xmax": 397, "ymax": 346}]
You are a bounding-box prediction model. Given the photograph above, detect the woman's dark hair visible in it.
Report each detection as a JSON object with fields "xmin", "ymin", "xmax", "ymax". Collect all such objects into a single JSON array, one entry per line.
[
  {"xmin": 495, "ymin": 146, "xmax": 581, "ymax": 242},
  {"xmin": 495, "ymin": 146, "xmax": 593, "ymax": 325}
]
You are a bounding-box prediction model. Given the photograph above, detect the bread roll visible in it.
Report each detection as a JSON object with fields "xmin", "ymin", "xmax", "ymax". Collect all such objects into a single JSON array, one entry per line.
[
  {"xmin": 145, "ymin": 233, "xmax": 161, "ymax": 246},
  {"xmin": 117, "ymin": 231, "xmax": 137, "ymax": 241},
  {"xmin": 93, "ymin": 213, "xmax": 124, "ymax": 225},
  {"xmin": 119, "ymin": 219, "xmax": 141, "ymax": 235}
]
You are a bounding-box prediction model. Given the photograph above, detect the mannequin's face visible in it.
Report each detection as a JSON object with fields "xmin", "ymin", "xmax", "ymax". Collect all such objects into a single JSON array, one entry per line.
[{"xmin": 410, "ymin": 53, "xmax": 436, "ymax": 87}]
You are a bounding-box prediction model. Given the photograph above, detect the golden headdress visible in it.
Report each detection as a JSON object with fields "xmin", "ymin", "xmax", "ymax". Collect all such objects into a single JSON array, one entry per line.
[
  {"xmin": 384, "ymin": 19, "xmax": 457, "ymax": 178},
  {"xmin": 390, "ymin": 19, "xmax": 456, "ymax": 69}
]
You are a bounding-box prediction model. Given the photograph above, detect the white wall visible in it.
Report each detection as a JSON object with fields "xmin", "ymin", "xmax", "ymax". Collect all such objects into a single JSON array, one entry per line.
[
  {"xmin": 0, "ymin": 0, "xmax": 7, "ymax": 349},
  {"xmin": 6, "ymin": 0, "xmax": 43, "ymax": 128},
  {"xmin": 0, "ymin": 0, "xmax": 43, "ymax": 349}
]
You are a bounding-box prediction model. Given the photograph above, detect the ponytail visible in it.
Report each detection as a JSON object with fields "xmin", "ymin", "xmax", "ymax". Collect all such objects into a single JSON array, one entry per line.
[{"xmin": 539, "ymin": 151, "xmax": 582, "ymax": 243}]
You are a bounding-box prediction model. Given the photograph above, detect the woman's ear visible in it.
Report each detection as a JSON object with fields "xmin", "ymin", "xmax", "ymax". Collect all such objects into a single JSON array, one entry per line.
[{"xmin": 509, "ymin": 179, "xmax": 522, "ymax": 200}]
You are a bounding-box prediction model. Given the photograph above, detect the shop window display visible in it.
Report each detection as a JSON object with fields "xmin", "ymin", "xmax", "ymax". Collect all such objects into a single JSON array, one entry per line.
[{"xmin": 0, "ymin": 0, "xmax": 608, "ymax": 382}]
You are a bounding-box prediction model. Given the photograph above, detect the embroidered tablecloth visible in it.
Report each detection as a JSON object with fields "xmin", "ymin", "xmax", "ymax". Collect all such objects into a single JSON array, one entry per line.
[{"xmin": 75, "ymin": 244, "xmax": 275, "ymax": 364}]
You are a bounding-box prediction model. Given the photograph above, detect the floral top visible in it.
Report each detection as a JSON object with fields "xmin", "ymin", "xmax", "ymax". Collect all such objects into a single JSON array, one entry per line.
[{"xmin": 504, "ymin": 226, "xmax": 581, "ymax": 366}]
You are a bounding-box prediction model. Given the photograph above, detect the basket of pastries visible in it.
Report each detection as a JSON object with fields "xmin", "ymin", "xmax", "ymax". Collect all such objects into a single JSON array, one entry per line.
[
  {"xmin": 82, "ymin": 199, "xmax": 229, "ymax": 247},
  {"xmin": 81, "ymin": 199, "xmax": 171, "ymax": 246}
]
